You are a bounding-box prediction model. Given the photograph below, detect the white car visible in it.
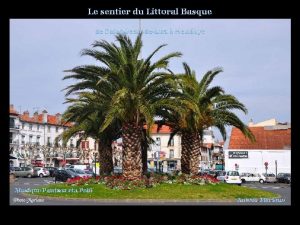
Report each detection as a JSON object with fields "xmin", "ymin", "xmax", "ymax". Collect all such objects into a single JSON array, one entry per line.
[
  {"xmin": 240, "ymin": 173, "xmax": 265, "ymax": 183},
  {"xmin": 224, "ymin": 171, "xmax": 242, "ymax": 185},
  {"xmin": 68, "ymin": 164, "xmax": 89, "ymax": 171},
  {"xmin": 33, "ymin": 167, "xmax": 50, "ymax": 178},
  {"xmin": 261, "ymin": 173, "xmax": 277, "ymax": 183}
]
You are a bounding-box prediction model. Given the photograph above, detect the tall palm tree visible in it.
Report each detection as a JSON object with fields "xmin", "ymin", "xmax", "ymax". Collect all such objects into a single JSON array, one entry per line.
[
  {"xmin": 63, "ymin": 33, "xmax": 182, "ymax": 179},
  {"xmin": 159, "ymin": 63, "xmax": 255, "ymax": 175},
  {"xmin": 96, "ymin": 34, "xmax": 182, "ymax": 179}
]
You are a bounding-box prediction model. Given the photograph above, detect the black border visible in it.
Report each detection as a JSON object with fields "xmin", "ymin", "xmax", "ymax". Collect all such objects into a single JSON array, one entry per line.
[{"xmin": 1, "ymin": 0, "xmax": 297, "ymax": 215}]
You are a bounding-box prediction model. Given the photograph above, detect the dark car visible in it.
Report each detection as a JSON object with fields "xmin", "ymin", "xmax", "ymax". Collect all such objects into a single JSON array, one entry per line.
[
  {"xmin": 53, "ymin": 169, "xmax": 79, "ymax": 182},
  {"xmin": 277, "ymin": 173, "xmax": 291, "ymax": 184},
  {"xmin": 9, "ymin": 166, "xmax": 15, "ymax": 174},
  {"xmin": 45, "ymin": 167, "xmax": 58, "ymax": 177}
]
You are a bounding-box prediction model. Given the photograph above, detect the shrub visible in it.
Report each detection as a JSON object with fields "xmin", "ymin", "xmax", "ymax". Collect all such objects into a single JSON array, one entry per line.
[{"xmin": 65, "ymin": 172, "xmax": 219, "ymax": 189}]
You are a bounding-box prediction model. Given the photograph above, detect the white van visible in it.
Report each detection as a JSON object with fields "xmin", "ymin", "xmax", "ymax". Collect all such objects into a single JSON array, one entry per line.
[{"xmin": 224, "ymin": 171, "xmax": 242, "ymax": 185}]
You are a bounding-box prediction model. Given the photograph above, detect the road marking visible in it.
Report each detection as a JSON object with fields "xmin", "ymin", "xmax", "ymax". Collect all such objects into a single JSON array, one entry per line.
[
  {"xmin": 24, "ymin": 183, "xmax": 30, "ymax": 185},
  {"xmin": 272, "ymin": 187, "xmax": 280, "ymax": 189}
]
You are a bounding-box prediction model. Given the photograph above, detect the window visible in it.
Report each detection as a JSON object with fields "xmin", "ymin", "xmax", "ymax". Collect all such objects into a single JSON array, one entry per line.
[
  {"xmin": 37, "ymin": 125, "xmax": 40, "ymax": 131},
  {"xmin": 47, "ymin": 137, "xmax": 51, "ymax": 146},
  {"xmin": 170, "ymin": 138, "xmax": 174, "ymax": 146},
  {"xmin": 9, "ymin": 132, "xmax": 13, "ymax": 144},
  {"xmin": 56, "ymin": 127, "xmax": 59, "ymax": 133},
  {"xmin": 37, "ymin": 136, "xmax": 40, "ymax": 145},
  {"xmin": 70, "ymin": 139, "xmax": 74, "ymax": 147},
  {"xmin": 29, "ymin": 124, "xmax": 32, "ymax": 130},
  {"xmin": 47, "ymin": 126, "xmax": 51, "ymax": 132},
  {"xmin": 156, "ymin": 137, "xmax": 161, "ymax": 145},
  {"xmin": 169, "ymin": 149, "xmax": 174, "ymax": 158},
  {"xmin": 10, "ymin": 118, "xmax": 15, "ymax": 128},
  {"xmin": 22, "ymin": 123, "xmax": 24, "ymax": 129},
  {"xmin": 29, "ymin": 135, "xmax": 32, "ymax": 144},
  {"xmin": 21, "ymin": 135, "xmax": 25, "ymax": 144}
]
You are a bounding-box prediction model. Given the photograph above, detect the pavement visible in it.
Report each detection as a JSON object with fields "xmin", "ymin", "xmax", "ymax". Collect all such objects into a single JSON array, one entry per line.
[{"xmin": 9, "ymin": 177, "xmax": 291, "ymax": 206}]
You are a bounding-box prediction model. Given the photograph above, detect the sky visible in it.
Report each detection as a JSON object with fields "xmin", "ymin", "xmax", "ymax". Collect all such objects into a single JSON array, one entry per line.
[{"xmin": 10, "ymin": 19, "xmax": 291, "ymax": 145}]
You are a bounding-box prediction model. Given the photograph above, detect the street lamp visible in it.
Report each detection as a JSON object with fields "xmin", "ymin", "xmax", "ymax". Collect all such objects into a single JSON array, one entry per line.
[{"xmin": 93, "ymin": 152, "xmax": 97, "ymax": 178}]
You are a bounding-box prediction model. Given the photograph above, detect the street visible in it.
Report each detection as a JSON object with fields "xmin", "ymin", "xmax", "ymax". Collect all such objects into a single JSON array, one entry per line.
[{"xmin": 10, "ymin": 178, "xmax": 291, "ymax": 205}]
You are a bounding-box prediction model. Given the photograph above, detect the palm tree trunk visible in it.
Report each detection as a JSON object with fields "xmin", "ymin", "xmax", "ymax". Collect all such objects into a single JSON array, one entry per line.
[
  {"xmin": 142, "ymin": 129, "xmax": 148, "ymax": 175},
  {"xmin": 181, "ymin": 131, "xmax": 191, "ymax": 174},
  {"xmin": 181, "ymin": 131, "xmax": 201, "ymax": 175},
  {"xmin": 142, "ymin": 141, "xmax": 148, "ymax": 175},
  {"xmin": 98, "ymin": 140, "xmax": 113, "ymax": 175},
  {"xmin": 189, "ymin": 132, "xmax": 201, "ymax": 175},
  {"xmin": 122, "ymin": 122, "xmax": 142, "ymax": 179}
]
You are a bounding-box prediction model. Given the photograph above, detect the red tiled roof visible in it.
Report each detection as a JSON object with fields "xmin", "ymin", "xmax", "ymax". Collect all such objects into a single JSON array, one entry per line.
[
  {"xmin": 9, "ymin": 105, "xmax": 19, "ymax": 116},
  {"xmin": 228, "ymin": 127, "xmax": 291, "ymax": 150},
  {"xmin": 202, "ymin": 143, "xmax": 213, "ymax": 149},
  {"xmin": 147, "ymin": 124, "xmax": 172, "ymax": 134},
  {"xmin": 19, "ymin": 113, "xmax": 72, "ymax": 127}
]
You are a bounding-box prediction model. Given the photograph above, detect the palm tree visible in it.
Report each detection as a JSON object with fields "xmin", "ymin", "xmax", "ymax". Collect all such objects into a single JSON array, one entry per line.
[
  {"xmin": 62, "ymin": 32, "xmax": 182, "ymax": 179},
  {"xmin": 85, "ymin": 33, "xmax": 182, "ymax": 179},
  {"xmin": 159, "ymin": 63, "xmax": 255, "ymax": 175},
  {"xmin": 58, "ymin": 93, "xmax": 121, "ymax": 175}
]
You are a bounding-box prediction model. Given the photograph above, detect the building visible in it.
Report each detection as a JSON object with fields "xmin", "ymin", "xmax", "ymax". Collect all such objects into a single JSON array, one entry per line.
[
  {"xmin": 9, "ymin": 105, "xmax": 81, "ymax": 167},
  {"xmin": 147, "ymin": 125, "xmax": 181, "ymax": 172},
  {"xmin": 225, "ymin": 119, "xmax": 291, "ymax": 174}
]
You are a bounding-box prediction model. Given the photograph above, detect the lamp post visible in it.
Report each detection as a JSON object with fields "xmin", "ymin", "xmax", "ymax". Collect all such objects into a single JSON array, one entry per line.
[{"xmin": 94, "ymin": 152, "xmax": 97, "ymax": 178}]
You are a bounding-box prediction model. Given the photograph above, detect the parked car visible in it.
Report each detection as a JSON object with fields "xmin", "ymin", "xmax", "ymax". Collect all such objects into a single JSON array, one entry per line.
[
  {"xmin": 240, "ymin": 173, "xmax": 265, "ymax": 183},
  {"xmin": 66, "ymin": 168, "xmax": 92, "ymax": 178},
  {"xmin": 13, "ymin": 167, "xmax": 34, "ymax": 178},
  {"xmin": 224, "ymin": 171, "xmax": 242, "ymax": 185},
  {"xmin": 261, "ymin": 173, "xmax": 277, "ymax": 183},
  {"xmin": 53, "ymin": 169, "xmax": 79, "ymax": 182},
  {"xmin": 277, "ymin": 173, "xmax": 291, "ymax": 184},
  {"xmin": 33, "ymin": 167, "xmax": 50, "ymax": 177},
  {"xmin": 210, "ymin": 170, "xmax": 223, "ymax": 178},
  {"xmin": 113, "ymin": 167, "xmax": 123, "ymax": 174},
  {"xmin": 44, "ymin": 167, "xmax": 58, "ymax": 177},
  {"xmin": 10, "ymin": 167, "xmax": 15, "ymax": 175},
  {"xmin": 216, "ymin": 171, "xmax": 227, "ymax": 181},
  {"xmin": 84, "ymin": 170, "xmax": 96, "ymax": 177},
  {"xmin": 68, "ymin": 164, "xmax": 89, "ymax": 171},
  {"xmin": 199, "ymin": 169, "xmax": 211, "ymax": 176}
]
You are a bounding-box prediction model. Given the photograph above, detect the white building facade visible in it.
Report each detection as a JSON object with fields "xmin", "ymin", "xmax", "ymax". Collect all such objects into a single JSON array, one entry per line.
[
  {"xmin": 225, "ymin": 119, "xmax": 291, "ymax": 175},
  {"xmin": 9, "ymin": 105, "xmax": 81, "ymax": 167},
  {"xmin": 224, "ymin": 149, "xmax": 291, "ymax": 174}
]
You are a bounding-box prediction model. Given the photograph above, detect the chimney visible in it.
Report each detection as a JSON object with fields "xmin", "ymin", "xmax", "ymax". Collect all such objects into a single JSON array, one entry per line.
[
  {"xmin": 33, "ymin": 111, "xmax": 39, "ymax": 122},
  {"xmin": 248, "ymin": 118, "xmax": 254, "ymax": 127},
  {"xmin": 23, "ymin": 110, "xmax": 30, "ymax": 119},
  {"xmin": 56, "ymin": 113, "xmax": 62, "ymax": 124},
  {"xmin": 42, "ymin": 110, "xmax": 48, "ymax": 123}
]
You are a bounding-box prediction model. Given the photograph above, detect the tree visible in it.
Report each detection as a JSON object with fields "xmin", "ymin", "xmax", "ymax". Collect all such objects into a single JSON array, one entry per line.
[
  {"xmin": 95, "ymin": 33, "xmax": 182, "ymax": 179},
  {"xmin": 58, "ymin": 92, "xmax": 121, "ymax": 175},
  {"xmin": 63, "ymin": 33, "xmax": 182, "ymax": 179},
  {"xmin": 159, "ymin": 63, "xmax": 255, "ymax": 175}
]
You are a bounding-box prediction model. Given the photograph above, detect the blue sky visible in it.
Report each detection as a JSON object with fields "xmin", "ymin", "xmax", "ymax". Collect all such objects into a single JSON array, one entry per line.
[{"xmin": 10, "ymin": 19, "xmax": 291, "ymax": 144}]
